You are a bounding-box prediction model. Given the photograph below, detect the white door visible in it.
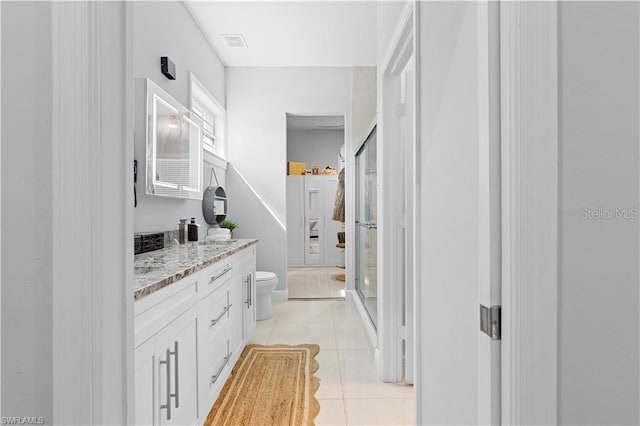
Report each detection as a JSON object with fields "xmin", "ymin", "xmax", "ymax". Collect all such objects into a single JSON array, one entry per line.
[
  {"xmin": 169, "ymin": 307, "xmax": 199, "ymax": 426},
  {"xmin": 477, "ymin": 2, "xmax": 501, "ymax": 424},
  {"xmin": 134, "ymin": 338, "xmax": 157, "ymax": 426},
  {"xmin": 414, "ymin": 1, "xmax": 501, "ymax": 423},
  {"xmin": 242, "ymin": 266, "xmax": 257, "ymax": 339},
  {"xmin": 156, "ymin": 324, "xmax": 175, "ymax": 426},
  {"xmin": 153, "ymin": 308, "xmax": 199, "ymax": 426}
]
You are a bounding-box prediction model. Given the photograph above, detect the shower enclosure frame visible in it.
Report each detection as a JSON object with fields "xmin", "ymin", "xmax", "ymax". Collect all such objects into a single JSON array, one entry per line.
[{"xmin": 354, "ymin": 124, "xmax": 378, "ymax": 329}]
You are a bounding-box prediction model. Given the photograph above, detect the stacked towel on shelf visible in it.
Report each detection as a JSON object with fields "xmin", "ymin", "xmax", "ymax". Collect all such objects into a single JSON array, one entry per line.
[{"xmin": 206, "ymin": 227, "xmax": 231, "ymax": 241}]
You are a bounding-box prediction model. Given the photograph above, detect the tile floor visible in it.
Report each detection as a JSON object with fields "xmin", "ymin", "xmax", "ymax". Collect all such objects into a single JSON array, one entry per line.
[
  {"xmin": 288, "ymin": 267, "xmax": 347, "ymax": 299},
  {"xmin": 248, "ymin": 298, "xmax": 414, "ymax": 425}
]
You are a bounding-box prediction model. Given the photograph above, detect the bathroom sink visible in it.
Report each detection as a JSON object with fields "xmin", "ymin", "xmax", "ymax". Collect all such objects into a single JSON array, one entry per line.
[{"xmin": 134, "ymin": 266, "xmax": 160, "ymax": 274}]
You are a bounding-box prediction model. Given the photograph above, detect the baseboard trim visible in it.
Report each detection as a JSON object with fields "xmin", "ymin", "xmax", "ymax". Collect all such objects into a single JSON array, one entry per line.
[
  {"xmin": 347, "ymin": 290, "xmax": 377, "ymax": 349},
  {"xmin": 271, "ymin": 290, "xmax": 289, "ymax": 304}
]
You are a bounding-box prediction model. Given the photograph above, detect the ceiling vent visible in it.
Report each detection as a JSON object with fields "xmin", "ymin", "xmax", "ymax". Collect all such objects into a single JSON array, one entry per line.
[{"xmin": 222, "ymin": 34, "xmax": 248, "ymax": 48}]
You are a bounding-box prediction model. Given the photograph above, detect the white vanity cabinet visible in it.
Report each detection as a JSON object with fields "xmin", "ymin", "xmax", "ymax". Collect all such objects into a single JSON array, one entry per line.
[{"xmin": 134, "ymin": 242, "xmax": 257, "ymax": 426}]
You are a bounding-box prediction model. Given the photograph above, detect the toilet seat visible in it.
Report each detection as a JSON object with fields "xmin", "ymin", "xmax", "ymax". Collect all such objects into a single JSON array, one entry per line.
[{"xmin": 256, "ymin": 271, "xmax": 277, "ymax": 282}]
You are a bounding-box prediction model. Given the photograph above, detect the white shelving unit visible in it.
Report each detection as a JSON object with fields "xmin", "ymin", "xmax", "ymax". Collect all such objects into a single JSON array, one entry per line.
[{"xmin": 287, "ymin": 175, "xmax": 342, "ymax": 267}]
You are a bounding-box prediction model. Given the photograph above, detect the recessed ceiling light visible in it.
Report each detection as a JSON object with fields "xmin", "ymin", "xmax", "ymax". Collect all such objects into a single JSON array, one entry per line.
[{"xmin": 221, "ymin": 34, "xmax": 248, "ymax": 48}]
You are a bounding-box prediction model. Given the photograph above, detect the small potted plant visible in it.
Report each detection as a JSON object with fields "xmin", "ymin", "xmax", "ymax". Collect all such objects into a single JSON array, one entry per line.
[{"xmin": 219, "ymin": 220, "xmax": 238, "ymax": 238}]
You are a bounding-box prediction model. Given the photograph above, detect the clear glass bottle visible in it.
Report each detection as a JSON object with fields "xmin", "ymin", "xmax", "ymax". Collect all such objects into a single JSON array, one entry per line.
[{"xmin": 178, "ymin": 219, "xmax": 188, "ymax": 244}]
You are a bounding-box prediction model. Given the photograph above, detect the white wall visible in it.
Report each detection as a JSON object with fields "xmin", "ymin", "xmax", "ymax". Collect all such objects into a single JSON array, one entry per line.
[
  {"xmin": 226, "ymin": 67, "xmax": 352, "ymax": 290},
  {"xmin": 132, "ymin": 1, "xmax": 227, "ymax": 235},
  {"xmin": 226, "ymin": 166, "xmax": 287, "ymax": 296},
  {"xmin": 558, "ymin": 2, "xmax": 639, "ymax": 424},
  {"xmin": 417, "ymin": 2, "xmax": 480, "ymax": 423},
  {"xmin": 352, "ymin": 66, "xmax": 377, "ymax": 144},
  {"xmin": 377, "ymin": 1, "xmax": 410, "ymax": 65},
  {"xmin": 1, "ymin": 2, "xmax": 53, "ymax": 420},
  {"xmin": 0, "ymin": 1, "xmax": 3, "ymax": 415},
  {"xmin": 131, "ymin": 1, "xmax": 224, "ymax": 119},
  {"xmin": 287, "ymin": 129, "xmax": 344, "ymax": 172},
  {"xmin": 350, "ymin": 67, "xmax": 377, "ymax": 291}
]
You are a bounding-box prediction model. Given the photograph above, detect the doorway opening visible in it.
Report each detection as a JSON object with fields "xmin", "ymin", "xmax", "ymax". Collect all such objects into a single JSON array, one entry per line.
[{"xmin": 285, "ymin": 114, "xmax": 347, "ymax": 300}]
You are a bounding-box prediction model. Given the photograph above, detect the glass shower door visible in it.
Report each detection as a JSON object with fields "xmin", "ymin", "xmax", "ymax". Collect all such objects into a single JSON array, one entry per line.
[{"xmin": 355, "ymin": 126, "xmax": 377, "ymax": 327}]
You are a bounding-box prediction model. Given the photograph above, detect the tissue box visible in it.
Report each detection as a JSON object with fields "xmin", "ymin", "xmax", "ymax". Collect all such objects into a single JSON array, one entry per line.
[
  {"xmin": 134, "ymin": 232, "xmax": 164, "ymax": 255},
  {"xmin": 287, "ymin": 161, "xmax": 306, "ymax": 175}
]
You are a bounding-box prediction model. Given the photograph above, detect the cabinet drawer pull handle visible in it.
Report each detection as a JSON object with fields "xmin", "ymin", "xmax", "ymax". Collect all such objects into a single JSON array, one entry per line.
[
  {"xmin": 159, "ymin": 349, "xmax": 172, "ymax": 420},
  {"xmin": 245, "ymin": 275, "xmax": 251, "ymax": 307},
  {"xmin": 210, "ymin": 354, "xmax": 230, "ymax": 385},
  {"xmin": 210, "ymin": 304, "xmax": 232, "ymax": 328},
  {"xmin": 209, "ymin": 266, "xmax": 232, "ymax": 284},
  {"xmin": 170, "ymin": 341, "xmax": 179, "ymax": 409}
]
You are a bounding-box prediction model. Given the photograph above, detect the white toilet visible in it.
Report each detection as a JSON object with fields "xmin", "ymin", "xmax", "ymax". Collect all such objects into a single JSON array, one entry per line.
[{"xmin": 255, "ymin": 271, "xmax": 278, "ymax": 320}]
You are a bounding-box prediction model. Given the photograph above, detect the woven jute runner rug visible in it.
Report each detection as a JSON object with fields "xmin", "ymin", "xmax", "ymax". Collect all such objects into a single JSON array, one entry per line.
[{"xmin": 204, "ymin": 344, "xmax": 321, "ymax": 426}]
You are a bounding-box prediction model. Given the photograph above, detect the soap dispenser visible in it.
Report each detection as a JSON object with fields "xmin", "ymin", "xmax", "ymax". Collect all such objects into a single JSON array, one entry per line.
[{"xmin": 187, "ymin": 217, "xmax": 199, "ymax": 242}]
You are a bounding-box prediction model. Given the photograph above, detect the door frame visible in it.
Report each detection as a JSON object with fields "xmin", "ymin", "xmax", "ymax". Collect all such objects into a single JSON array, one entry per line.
[
  {"xmin": 0, "ymin": 2, "xmax": 3, "ymax": 415},
  {"xmin": 477, "ymin": 1, "xmax": 502, "ymax": 424},
  {"xmin": 409, "ymin": 1, "xmax": 558, "ymax": 424},
  {"xmin": 51, "ymin": 2, "xmax": 133, "ymax": 423},
  {"xmin": 500, "ymin": 1, "xmax": 559, "ymax": 424},
  {"xmin": 283, "ymin": 112, "xmax": 348, "ymax": 295},
  {"xmin": 377, "ymin": 1, "xmax": 416, "ymax": 385}
]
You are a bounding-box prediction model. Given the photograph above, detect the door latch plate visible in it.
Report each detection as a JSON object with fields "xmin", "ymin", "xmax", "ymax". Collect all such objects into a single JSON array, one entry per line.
[{"xmin": 480, "ymin": 304, "xmax": 501, "ymax": 340}]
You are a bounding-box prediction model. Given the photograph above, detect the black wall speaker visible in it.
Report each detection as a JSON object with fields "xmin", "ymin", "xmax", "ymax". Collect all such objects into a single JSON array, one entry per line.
[{"xmin": 160, "ymin": 57, "xmax": 176, "ymax": 80}]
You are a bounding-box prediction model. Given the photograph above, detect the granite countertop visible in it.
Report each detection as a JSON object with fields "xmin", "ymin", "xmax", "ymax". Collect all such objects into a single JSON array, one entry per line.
[{"xmin": 134, "ymin": 238, "xmax": 258, "ymax": 300}]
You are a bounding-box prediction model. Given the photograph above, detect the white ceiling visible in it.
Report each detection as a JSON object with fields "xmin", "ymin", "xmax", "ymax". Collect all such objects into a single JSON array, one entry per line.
[
  {"xmin": 287, "ymin": 114, "xmax": 345, "ymax": 130},
  {"xmin": 185, "ymin": 1, "xmax": 377, "ymax": 67}
]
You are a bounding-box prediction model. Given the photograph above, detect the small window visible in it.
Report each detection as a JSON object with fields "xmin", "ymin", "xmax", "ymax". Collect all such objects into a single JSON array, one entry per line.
[{"xmin": 190, "ymin": 73, "xmax": 226, "ymax": 159}]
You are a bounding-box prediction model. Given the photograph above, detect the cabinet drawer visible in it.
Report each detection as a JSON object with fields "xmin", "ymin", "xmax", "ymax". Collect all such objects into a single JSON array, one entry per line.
[
  {"xmin": 203, "ymin": 330, "xmax": 231, "ymax": 405},
  {"xmin": 233, "ymin": 246, "xmax": 256, "ymax": 270},
  {"xmin": 134, "ymin": 271, "xmax": 199, "ymax": 318},
  {"xmin": 199, "ymin": 283, "xmax": 234, "ymax": 412},
  {"xmin": 202, "ymin": 283, "xmax": 231, "ymax": 335},
  {"xmin": 135, "ymin": 279, "xmax": 198, "ymax": 348},
  {"xmin": 201, "ymin": 311, "xmax": 232, "ymax": 406},
  {"xmin": 201, "ymin": 259, "xmax": 233, "ymax": 297}
]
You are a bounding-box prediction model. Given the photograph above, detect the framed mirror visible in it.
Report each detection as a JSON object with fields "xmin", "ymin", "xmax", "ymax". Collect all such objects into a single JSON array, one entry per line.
[{"xmin": 145, "ymin": 79, "xmax": 202, "ymax": 199}]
